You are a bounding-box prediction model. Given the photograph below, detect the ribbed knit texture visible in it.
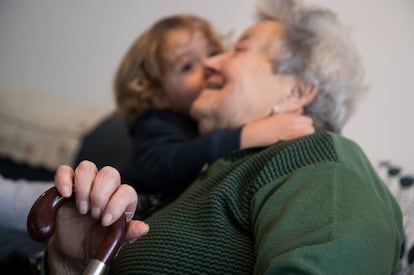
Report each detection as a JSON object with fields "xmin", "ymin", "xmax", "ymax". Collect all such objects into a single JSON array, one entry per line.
[{"xmin": 110, "ymin": 132, "xmax": 403, "ymax": 274}]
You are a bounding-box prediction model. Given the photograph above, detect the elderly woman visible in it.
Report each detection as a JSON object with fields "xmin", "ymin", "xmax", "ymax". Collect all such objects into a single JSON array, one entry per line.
[{"xmin": 41, "ymin": 0, "xmax": 403, "ymax": 274}]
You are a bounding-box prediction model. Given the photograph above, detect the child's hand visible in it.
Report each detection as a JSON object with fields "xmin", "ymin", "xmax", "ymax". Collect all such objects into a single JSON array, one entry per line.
[{"xmin": 240, "ymin": 113, "xmax": 314, "ymax": 148}]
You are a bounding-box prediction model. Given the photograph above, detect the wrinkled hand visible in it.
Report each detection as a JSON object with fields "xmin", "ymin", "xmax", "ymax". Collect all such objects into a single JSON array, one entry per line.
[
  {"xmin": 241, "ymin": 113, "xmax": 314, "ymax": 148},
  {"xmin": 48, "ymin": 161, "xmax": 149, "ymax": 274}
]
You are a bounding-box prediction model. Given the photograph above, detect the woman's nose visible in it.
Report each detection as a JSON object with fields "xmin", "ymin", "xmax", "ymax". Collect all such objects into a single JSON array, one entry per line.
[
  {"xmin": 203, "ymin": 65, "xmax": 217, "ymax": 77},
  {"xmin": 203, "ymin": 52, "xmax": 230, "ymax": 77}
]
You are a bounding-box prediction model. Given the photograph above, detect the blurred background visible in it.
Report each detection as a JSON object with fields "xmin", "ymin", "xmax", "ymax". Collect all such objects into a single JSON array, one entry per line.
[{"xmin": 1, "ymin": 0, "xmax": 413, "ymax": 170}]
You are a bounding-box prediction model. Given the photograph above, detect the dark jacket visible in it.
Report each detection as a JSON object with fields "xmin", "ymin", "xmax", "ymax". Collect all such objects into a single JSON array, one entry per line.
[{"xmin": 122, "ymin": 110, "xmax": 241, "ymax": 194}]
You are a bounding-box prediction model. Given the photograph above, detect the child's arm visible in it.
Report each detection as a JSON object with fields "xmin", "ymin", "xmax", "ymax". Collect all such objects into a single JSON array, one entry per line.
[
  {"xmin": 240, "ymin": 113, "xmax": 314, "ymax": 148},
  {"xmin": 123, "ymin": 112, "xmax": 313, "ymax": 195}
]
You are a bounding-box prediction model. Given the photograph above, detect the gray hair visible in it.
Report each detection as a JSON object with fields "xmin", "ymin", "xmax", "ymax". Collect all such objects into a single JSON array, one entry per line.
[{"xmin": 257, "ymin": 0, "xmax": 366, "ymax": 133}]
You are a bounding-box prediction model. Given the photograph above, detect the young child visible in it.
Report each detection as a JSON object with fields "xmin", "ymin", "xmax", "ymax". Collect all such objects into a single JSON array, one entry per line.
[{"xmin": 114, "ymin": 14, "xmax": 314, "ymax": 204}]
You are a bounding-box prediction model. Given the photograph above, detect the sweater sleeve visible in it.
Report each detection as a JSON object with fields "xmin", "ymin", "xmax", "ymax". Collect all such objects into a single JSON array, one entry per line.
[
  {"xmin": 251, "ymin": 162, "xmax": 403, "ymax": 275},
  {"xmin": 122, "ymin": 114, "xmax": 241, "ymax": 194}
]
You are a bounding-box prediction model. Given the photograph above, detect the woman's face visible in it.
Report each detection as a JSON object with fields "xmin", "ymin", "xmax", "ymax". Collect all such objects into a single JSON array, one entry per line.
[{"xmin": 191, "ymin": 21, "xmax": 297, "ymax": 134}]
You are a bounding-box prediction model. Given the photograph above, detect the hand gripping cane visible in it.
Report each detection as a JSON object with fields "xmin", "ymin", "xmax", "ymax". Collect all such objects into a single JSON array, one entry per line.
[{"xmin": 27, "ymin": 187, "xmax": 126, "ymax": 275}]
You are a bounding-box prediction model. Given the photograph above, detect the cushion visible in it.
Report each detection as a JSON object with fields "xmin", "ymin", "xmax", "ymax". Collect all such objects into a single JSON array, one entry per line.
[{"xmin": 0, "ymin": 90, "xmax": 112, "ymax": 171}]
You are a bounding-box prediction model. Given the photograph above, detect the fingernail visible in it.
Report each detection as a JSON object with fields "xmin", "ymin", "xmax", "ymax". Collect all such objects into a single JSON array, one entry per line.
[
  {"xmin": 102, "ymin": 213, "xmax": 113, "ymax": 226},
  {"xmin": 143, "ymin": 223, "xmax": 150, "ymax": 234},
  {"xmin": 91, "ymin": 207, "xmax": 101, "ymax": 219},
  {"xmin": 62, "ymin": 185, "xmax": 71, "ymax": 197},
  {"xmin": 79, "ymin": 200, "xmax": 88, "ymax": 214}
]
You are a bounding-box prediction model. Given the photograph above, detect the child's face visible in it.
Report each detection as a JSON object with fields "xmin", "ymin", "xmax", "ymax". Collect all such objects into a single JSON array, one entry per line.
[{"xmin": 161, "ymin": 28, "xmax": 221, "ymax": 115}]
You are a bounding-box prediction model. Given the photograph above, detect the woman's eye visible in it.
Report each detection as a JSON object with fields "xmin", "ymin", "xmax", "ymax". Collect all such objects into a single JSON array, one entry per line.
[
  {"xmin": 234, "ymin": 40, "xmax": 249, "ymax": 53},
  {"xmin": 208, "ymin": 48, "xmax": 222, "ymax": 57},
  {"xmin": 235, "ymin": 46, "xmax": 246, "ymax": 52}
]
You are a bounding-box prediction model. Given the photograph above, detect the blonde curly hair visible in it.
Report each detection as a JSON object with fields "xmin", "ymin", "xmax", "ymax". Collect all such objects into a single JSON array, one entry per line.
[{"xmin": 114, "ymin": 14, "xmax": 224, "ymax": 125}]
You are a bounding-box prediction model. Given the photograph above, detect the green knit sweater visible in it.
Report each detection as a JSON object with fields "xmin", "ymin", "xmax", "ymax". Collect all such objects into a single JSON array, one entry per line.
[{"xmin": 110, "ymin": 132, "xmax": 403, "ymax": 274}]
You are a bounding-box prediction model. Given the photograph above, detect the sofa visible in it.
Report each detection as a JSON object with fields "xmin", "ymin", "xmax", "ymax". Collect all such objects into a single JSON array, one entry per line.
[{"xmin": 0, "ymin": 90, "xmax": 132, "ymax": 258}]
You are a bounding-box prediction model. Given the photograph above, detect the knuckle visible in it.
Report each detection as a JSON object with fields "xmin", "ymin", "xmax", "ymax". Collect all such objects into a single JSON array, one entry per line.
[
  {"xmin": 99, "ymin": 166, "xmax": 121, "ymax": 182},
  {"xmin": 76, "ymin": 160, "xmax": 98, "ymax": 175},
  {"xmin": 56, "ymin": 164, "xmax": 72, "ymax": 175},
  {"xmin": 122, "ymin": 184, "xmax": 137, "ymax": 199}
]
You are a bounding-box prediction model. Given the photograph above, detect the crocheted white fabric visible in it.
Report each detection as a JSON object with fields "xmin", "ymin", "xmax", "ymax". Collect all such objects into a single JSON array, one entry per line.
[
  {"xmin": 377, "ymin": 162, "xmax": 414, "ymax": 275},
  {"xmin": 0, "ymin": 90, "xmax": 112, "ymax": 170}
]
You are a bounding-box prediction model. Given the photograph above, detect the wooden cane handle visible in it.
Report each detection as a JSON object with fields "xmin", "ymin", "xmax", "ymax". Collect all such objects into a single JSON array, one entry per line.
[{"xmin": 27, "ymin": 186, "xmax": 126, "ymax": 265}]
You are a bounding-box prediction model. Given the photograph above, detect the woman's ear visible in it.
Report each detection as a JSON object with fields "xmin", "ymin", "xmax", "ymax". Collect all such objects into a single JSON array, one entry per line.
[
  {"xmin": 292, "ymin": 81, "xmax": 318, "ymax": 106},
  {"xmin": 271, "ymin": 81, "xmax": 318, "ymax": 114}
]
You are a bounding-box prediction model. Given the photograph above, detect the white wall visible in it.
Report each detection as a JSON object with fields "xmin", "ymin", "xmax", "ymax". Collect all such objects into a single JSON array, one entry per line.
[
  {"xmin": 316, "ymin": 0, "xmax": 414, "ymax": 171},
  {"xmin": 0, "ymin": 0, "xmax": 256, "ymax": 106},
  {"xmin": 1, "ymin": 0, "xmax": 413, "ymax": 170}
]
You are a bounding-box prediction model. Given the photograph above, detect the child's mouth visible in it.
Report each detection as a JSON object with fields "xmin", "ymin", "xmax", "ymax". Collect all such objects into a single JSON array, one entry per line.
[
  {"xmin": 206, "ymin": 75, "xmax": 224, "ymax": 90},
  {"xmin": 206, "ymin": 81, "xmax": 223, "ymax": 89}
]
